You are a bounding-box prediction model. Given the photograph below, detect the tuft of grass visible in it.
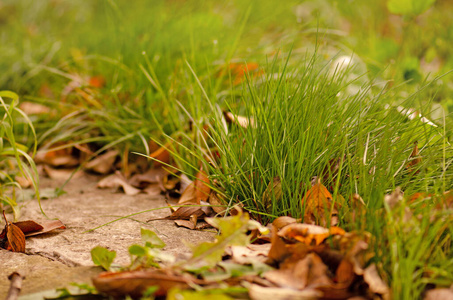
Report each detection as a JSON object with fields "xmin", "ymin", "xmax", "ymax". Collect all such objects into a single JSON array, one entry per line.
[
  {"xmin": 0, "ymin": 90, "xmax": 40, "ymax": 219},
  {"xmin": 159, "ymin": 49, "xmax": 453, "ymax": 298}
]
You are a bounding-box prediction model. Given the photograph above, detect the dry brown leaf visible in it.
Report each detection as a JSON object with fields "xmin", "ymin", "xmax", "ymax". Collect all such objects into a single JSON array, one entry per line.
[
  {"xmin": 97, "ymin": 172, "xmax": 140, "ymax": 195},
  {"xmin": 178, "ymin": 183, "xmax": 197, "ymax": 205},
  {"xmin": 272, "ymin": 216, "xmax": 298, "ymax": 231},
  {"xmin": 335, "ymin": 259, "xmax": 355, "ymax": 286},
  {"xmin": 22, "ymin": 220, "xmax": 66, "ymax": 237},
  {"xmin": 6, "ymin": 223, "xmax": 25, "ymax": 252},
  {"xmin": 129, "ymin": 168, "xmax": 167, "ymax": 188},
  {"xmin": 15, "ymin": 175, "xmax": 33, "ymax": 188},
  {"xmin": 224, "ymin": 111, "xmax": 255, "ymax": 129},
  {"xmin": 161, "ymin": 173, "xmax": 181, "ymax": 191},
  {"xmin": 19, "ymin": 102, "xmax": 51, "ymax": 115},
  {"xmin": 278, "ymin": 223, "xmax": 345, "ymax": 246},
  {"xmin": 148, "ymin": 205, "xmax": 213, "ymax": 222},
  {"xmin": 267, "ymin": 224, "xmax": 292, "ymax": 264},
  {"xmin": 302, "ymin": 180, "xmax": 339, "ymax": 226},
  {"xmin": 174, "ymin": 219, "xmax": 196, "ymax": 230},
  {"xmin": 230, "ymin": 245, "xmax": 270, "ymax": 264},
  {"xmin": 143, "ymin": 184, "xmax": 162, "ymax": 196},
  {"xmin": 2, "ymin": 211, "xmax": 25, "ymax": 253},
  {"xmin": 12, "ymin": 220, "xmax": 43, "ymax": 234},
  {"xmin": 248, "ymin": 284, "xmax": 321, "ymax": 300},
  {"xmin": 92, "ymin": 269, "xmax": 205, "ymax": 298},
  {"xmin": 42, "ymin": 165, "xmax": 84, "ymax": 180},
  {"xmin": 424, "ymin": 287, "xmax": 453, "ymax": 300},
  {"xmin": 149, "ymin": 143, "xmax": 171, "ymax": 167},
  {"xmin": 194, "ymin": 168, "xmax": 211, "ymax": 203},
  {"xmin": 363, "ymin": 263, "xmax": 390, "ymax": 297},
  {"xmin": 208, "ymin": 191, "xmax": 227, "ymax": 215},
  {"xmin": 35, "ymin": 143, "xmax": 79, "ymax": 167},
  {"xmin": 267, "ymin": 253, "xmax": 333, "ymax": 290},
  {"xmin": 85, "ymin": 150, "xmax": 119, "ymax": 174}
]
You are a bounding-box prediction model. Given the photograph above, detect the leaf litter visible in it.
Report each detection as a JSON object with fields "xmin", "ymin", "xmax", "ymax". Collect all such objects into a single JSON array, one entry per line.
[{"xmin": 0, "ymin": 210, "xmax": 66, "ymax": 252}]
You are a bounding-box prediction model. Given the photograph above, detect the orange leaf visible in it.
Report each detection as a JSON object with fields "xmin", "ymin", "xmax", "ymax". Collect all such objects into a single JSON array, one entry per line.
[
  {"xmin": 194, "ymin": 168, "xmax": 211, "ymax": 203},
  {"xmin": 149, "ymin": 143, "xmax": 171, "ymax": 167},
  {"xmin": 302, "ymin": 180, "xmax": 338, "ymax": 226}
]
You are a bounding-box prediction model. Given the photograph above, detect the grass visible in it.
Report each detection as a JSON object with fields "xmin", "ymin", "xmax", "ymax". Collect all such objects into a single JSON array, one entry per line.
[
  {"xmin": 158, "ymin": 49, "xmax": 453, "ymax": 297},
  {"xmin": 0, "ymin": 90, "xmax": 40, "ymax": 219},
  {"xmin": 1, "ymin": 0, "xmax": 453, "ymax": 298}
]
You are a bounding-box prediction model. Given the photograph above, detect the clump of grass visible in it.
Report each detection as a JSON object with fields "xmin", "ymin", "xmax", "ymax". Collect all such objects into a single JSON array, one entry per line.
[
  {"xmin": 173, "ymin": 50, "xmax": 452, "ymax": 221},
  {"xmin": 160, "ymin": 49, "xmax": 453, "ymax": 298},
  {"xmin": 0, "ymin": 91, "xmax": 40, "ymax": 219}
]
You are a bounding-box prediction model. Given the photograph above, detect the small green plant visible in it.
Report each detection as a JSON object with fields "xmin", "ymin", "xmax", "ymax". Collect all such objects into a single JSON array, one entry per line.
[{"xmin": 0, "ymin": 90, "xmax": 40, "ymax": 219}]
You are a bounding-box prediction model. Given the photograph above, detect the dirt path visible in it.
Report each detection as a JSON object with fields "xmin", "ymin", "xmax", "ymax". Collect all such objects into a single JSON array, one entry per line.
[{"xmin": 0, "ymin": 175, "xmax": 214, "ymax": 298}]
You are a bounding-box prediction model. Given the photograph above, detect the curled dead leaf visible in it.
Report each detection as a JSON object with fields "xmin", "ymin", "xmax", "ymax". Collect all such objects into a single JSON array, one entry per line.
[
  {"xmin": 97, "ymin": 172, "xmax": 141, "ymax": 195},
  {"xmin": 208, "ymin": 191, "xmax": 227, "ymax": 215},
  {"xmin": 363, "ymin": 263, "xmax": 389, "ymax": 297},
  {"xmin": 302, "ymin": 180, "xmax": 339, "ymax": 226},
  {"xmin": 248, "ymin": 284, "xmax": 322, "ymax": 300},
  {"xmin": 149, "ymin": 143, "xmax": 171, "ymax": 167},
  {"xmin": 85, "ymin": 150, "xmax": 119, "ymax": 174},
  {"xmin": 92, "ymin": 269, "xmax": 205, "ymax": 298},
  {"xmin": 224, "ymin": 111, "xmax": 255, "ymax": 129},
  {"xmin": 194, "ymin": 168, "xmax": 211, "ymax": 203},
  {"xmin": 278, "ymin": 223, "xmax": 345, "ymax": 246},
  {"xmin": 272, "ymin": 216, "xmax": 298, "ymax": 231}
]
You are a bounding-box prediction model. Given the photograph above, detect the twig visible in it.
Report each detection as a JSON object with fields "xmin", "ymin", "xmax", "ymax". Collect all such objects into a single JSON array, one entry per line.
[{"xmin": 6, "ymin": 271, "xmax": 25, "ymax": 300}]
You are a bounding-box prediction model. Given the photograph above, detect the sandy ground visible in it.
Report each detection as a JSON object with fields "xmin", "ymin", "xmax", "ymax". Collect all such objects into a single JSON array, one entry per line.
[{"xmin": 0, "ymin": 175, "xmax": 214, "ymax": 298}]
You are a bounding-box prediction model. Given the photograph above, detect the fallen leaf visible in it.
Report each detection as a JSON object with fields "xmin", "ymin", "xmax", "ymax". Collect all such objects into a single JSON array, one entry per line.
[
  {"xmin": 149, "ymin": 143, "xmax": 171, "ymax": 167},
  {"xmin": 22, "ymin": 220, "xmax": 66, "ymax": 237},
  {"xmin": 12, "ymin": 220, "xmax": 43, "ymax": 234},
  {"xmin": 85, "ymin": 150, "xmax": 119, "ymax": 174},
  {"xmin": 35, "ymin": 143, "xmax": 79, "ymax": 167},
  {"xmin": 278, "ymin": 223, "xmax": 345, "ymax": 246},
  {"xmin": 143, "ymin": 184, "xmax": 162, "ymax": 196},
  {"xmin": 2, "ymin": 211, "xmax": 25, "ymax": 253},
  {"xmin": 265, "ymin": 253, "xmax": 333, "ymax": 290},
  {"xmin": 272, "ymin": 216, "xmax": 298, "ymax": 231},
  {"xmin": 92, "ymin": 269, "xmax": 205, "ymax": 298},
  {"xmin": 302, "ymin": 180, "xmax": 339, "ymax": 226},
  {"xmin": 230, "ymin": 245, "xmax": 270, "ymax": 264},
  {"xmin": 174, "ymin": 219, "xmax": 196, "ymax": 230},
  {"xmin": 6, "ymin": 223, "xmax": 25, "ymax": 252},
  {"xmin": 129, "ymin": 168, "xmax": 167, "ymax": 188},
  {"xmin": 19, "ymin": 101, "xmax": 51, "ymax": 115},
  {"xmin": 148, "ymin": 205, "xmax": 213, "ymax": 222},
  {"xmin": 363, "ymin": 263, "xmax": 389, "ymax": 296},
  {"xmin": 194, "ymin": 168, "xmax": 211, "ymax": 203},
  {"xmin": 248, "ymin": 284, "xmax": 322, "ymax": 300},
  {"xmin": 424, "ymin": 287, "xmax": 453, "ymax": 300},
  {"xmin": 97, "ymin": 172, "xmax": 141, "ymax": 195},
  {"xmin": 178, "ymin": 183, "xmax": 197, "ymax": 205},
  {"xmin": 224, "ymin": 111, "xmax": 255, "ymax": 129},
  {"xmin": 42, "ymin": 165, "xmax": 84, "ymax": 180},
  {"xmin": 267, "ymin": 224, "xmax": 292, "ymax": 265},
  {"xmin": 209, "ymin": 191, "xmax": 227, "ymax": 215}
]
